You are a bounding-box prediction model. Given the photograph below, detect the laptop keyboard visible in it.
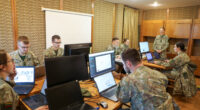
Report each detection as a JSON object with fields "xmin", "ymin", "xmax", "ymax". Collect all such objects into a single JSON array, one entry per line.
[
  {"xmin": 23, "ymin": 94, "xmax": 47, "ymax": 110},
  {"xmin": 14, "ymin": 85, "xmax": 33, "ymax": 94},
  {"xmin": 102, "ymin": 86, "xmax": 117, "ymax": 97}
]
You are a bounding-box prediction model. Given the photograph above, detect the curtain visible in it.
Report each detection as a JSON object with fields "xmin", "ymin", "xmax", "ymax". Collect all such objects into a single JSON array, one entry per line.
[{"xmin": 123, "ymin": 7, "xmax": 139, "ymax": 49}]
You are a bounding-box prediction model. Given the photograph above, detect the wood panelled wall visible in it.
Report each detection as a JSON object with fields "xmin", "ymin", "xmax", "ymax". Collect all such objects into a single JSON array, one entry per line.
[{"xmin": 0, "ymin": 0, "xmax": 125, "ymax": 62}]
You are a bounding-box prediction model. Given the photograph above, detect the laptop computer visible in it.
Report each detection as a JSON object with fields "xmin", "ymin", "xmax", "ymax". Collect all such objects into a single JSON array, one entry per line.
[
  {"xmin": 23, "ymin": 79, "xmax": 48, "ymax": 110},
  {"xmin": 14, "ymin": 66, "xmax": 35, "ymax": 95},
  {"xmin": 45, "ymin": 80, "xmax": 95, "ymax": 110},
  {"xmin": 146, "ymin": 52, "xmax": 154, "ymax": 63},
  {"xmin": 94, "ymin": 72, "xmax": 118, "ymax": 102}
]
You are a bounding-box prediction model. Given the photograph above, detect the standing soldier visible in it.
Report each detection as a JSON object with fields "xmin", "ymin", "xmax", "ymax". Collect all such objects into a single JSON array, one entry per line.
[
  {"xmin": 153, "ymin": 27, "xmax": 169, "ymax": 60},
  {"xmin": 116, "ymin": 48, "xmax": 177, "ymax": 110},
  {"xmin": 154, "ymin": 42, "xmax": 197, "ymax": 97},
  {"xmin": 10, "ymin": 36, "xmax": 40, "ymax": 66},
  {"xmin": 44, "ymin": 35, "xmax": 64, "ymax": 58},
  {"xmin": 120, "ymin": 38, "xmax": 130, "ymax": 53}
]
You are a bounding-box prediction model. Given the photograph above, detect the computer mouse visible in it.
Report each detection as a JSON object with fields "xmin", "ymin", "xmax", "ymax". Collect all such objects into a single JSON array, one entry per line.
[{"xmin": 99, "ymin": 101, "xmax": 108, "ymax": 108}]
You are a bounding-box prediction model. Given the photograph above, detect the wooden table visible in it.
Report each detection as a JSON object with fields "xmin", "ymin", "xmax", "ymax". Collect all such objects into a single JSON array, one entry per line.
[
  {"xmin": 19, "ymin": 77, "xmax": 121, "ymax": 110},
  {"xmin": 116, "ymin": 58, "xmax": 168, "ymax": 70}
]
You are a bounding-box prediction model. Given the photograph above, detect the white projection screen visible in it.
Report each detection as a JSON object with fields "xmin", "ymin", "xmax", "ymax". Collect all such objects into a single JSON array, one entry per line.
[{"xmin": 43, "ymin": 8, "xmax": 92, "ymax": 48}]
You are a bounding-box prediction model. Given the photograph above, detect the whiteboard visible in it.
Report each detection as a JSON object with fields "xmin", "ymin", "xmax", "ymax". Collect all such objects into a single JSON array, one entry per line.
[{"xmin": 44, "ymin": 8, "xmax": 92, "ymax": 49}]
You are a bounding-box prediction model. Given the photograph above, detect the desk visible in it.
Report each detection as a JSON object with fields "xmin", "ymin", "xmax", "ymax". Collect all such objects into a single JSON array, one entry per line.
[
  {"xmin": 116, "ymin": 58, "xmax": 168, "ymax": 70},
  {"xmin": 19, "ymin": 77, "xmax": 121, "ymax": 110}
]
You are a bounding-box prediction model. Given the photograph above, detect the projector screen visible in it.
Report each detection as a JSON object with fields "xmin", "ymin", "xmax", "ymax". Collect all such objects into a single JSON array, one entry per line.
[{"xmin": 44, "ymin": 8, "xmax": 92, "ymax": 48}]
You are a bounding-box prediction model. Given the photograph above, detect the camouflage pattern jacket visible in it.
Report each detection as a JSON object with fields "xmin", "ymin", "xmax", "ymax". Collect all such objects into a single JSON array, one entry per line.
[
  {"xmin": 106, "ymin": 45, "xmax": 121, "ymax": 55},
  {"xmin": 44, "ymin": 46, "xmax": 64, "ymax": 58},
  {"xmin": 10, "ymin": 50, "xmax": 40, "ymax": 66},
  {"xmin": 116, "ymin": 66, "xmax": 174, "ymax": 110},
  {"xmin": 158, "ymin": 52, "xmax": 197, "ymax": 97},
  {"xmin": 153, "ymin": 35, "xmax": 169, "ymax": 59},
  {"xmin": 120, "ymin": 44, "xmax": 129, "ymax": 54},
  {"xmin": 0, "ymin": 78, "xmax": 18, "ymax": 110}
]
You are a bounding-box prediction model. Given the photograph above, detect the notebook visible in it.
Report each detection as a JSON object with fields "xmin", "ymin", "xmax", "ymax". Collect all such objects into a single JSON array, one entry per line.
[
  {"xmin": 94, "ymin": 72, "xmax": 118, "ymax": 102},
  {"xmin": 14, "ymin": 66, "xmax": 35, "ymax": 95},
  {"xmin": 23, "ymin": 79, "xmax": 47, "ymax": 110}
]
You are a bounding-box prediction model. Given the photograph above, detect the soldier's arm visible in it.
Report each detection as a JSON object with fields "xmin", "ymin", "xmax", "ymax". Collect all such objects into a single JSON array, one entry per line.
[
  {"xmin": 43, "ymin": 50, "xmax": 50, "ymax": 58},
  {"xmin": 153, "ymin": 36, "xmax": 159, "ymax": 51},
  {"xmin": 160, "ymin": 36, "xmax": 169, "ymax": 52},
  {"xmin": 116, "ymin": 77, "xmax": 132, "ymax": 103},
  {"xmin": 160, "ymin": 55, "xmax": 181, "ymax": 67},
  {"xmin": 31, "ymin": 52, "xmax": 40, "ymax": 66},
  {"xmin": 0, "ymin": 84, "xmax": 18, "ymax": 110}
]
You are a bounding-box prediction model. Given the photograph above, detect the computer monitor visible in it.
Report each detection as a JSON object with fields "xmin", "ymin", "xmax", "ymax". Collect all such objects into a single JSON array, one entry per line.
[
  {"xmin": 64, "ymin": 43, "xmax": 92, "ymax": 62},
  {"xmin": 45, "ymin": 55, "xmax": 89, "ymax": 88},
  {"xmin": 89, "ymin": 50, "xmax": 115, "ymax": 78},
  {"xmin": 139, "ymin": 42, "xmax": 149, "ymax": 53}
]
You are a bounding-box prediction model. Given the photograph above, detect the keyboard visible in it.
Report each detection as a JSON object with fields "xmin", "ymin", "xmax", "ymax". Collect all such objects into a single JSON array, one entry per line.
[
  {"xmin": 23, "ymin": 94, "xmax": 47, "ymax": 110},
  {"xmin": 14, "ymin": 85, "xmax": 33, "ymax": 94},
  {"xmin": 101, "ymin": 86, "xmax": 118, "ymax": 101},
  {"xmin": 102, "ymin": 86, "xmax": 117, "ymax": 97}
]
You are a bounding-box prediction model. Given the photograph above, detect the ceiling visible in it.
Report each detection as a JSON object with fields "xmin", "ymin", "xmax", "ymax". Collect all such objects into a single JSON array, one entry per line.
[{"xmin": 104, "ymin": 0, "xmax": 200, "ymax": 10}]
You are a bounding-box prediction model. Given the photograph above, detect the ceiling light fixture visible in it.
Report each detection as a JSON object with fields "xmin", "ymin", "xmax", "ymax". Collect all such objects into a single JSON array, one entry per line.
[{"xmin": 150, "ymin": 1, "xmax": 161, "ymax": 7}]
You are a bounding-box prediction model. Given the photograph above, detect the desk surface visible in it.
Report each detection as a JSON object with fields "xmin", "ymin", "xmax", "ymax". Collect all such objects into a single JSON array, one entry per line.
[
  {"xmin": 19, "ymin": 77, "xmax": 121, "ymax": 110},
  {"xmin": 116, "ymin": 58, "xmax": 167, "ymax": 70}
]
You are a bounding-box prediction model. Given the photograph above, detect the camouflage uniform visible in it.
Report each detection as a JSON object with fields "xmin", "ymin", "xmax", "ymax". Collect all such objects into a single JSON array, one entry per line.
[
  {"xmin": 157, "ymin": 52, "xmax": 197, "ymax": 97},
  {"xmin": 106, "ymin": 45, "xmax": 121, "ymax": 55},
  {"xmin": 10, "ymin": 50, "xmax": 40, "ymax": 66},
  {"xmin": 0, "ymin": 78, "xmax": 18, "ymax": 110},
  {"xmin": 153, "ymin": 35, "xmax": 169, "ymax": 60},
  {"xmin": 120, "ymin": 44, "xmax": 129, "ymax": 54},
  {"xmin": 44, "ymin": 46, "xmax": 64, "ymax": 58},
  {"xmin": 116, "ymin": 66, "xmax": 174, "ymax": 110}
]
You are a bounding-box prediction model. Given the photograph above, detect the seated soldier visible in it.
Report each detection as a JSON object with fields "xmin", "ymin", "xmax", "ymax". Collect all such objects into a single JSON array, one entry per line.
[
  {"xmin": 154, "ymin": 42, "xmax": 197, "ymax": 97},
  {"xmin": 116, "ymin": 48, "xmax": 178, "ymax": 110},
  {"xmin": 120, "ymin": 38, "xmax": 129, "ymax": 53},
  {"xmin": 44, "ymin": 35, "xmax": 64, "ymax": 58},
  {"xmin": 10, "ymin": 36, "xmax": 40, "ymax": 66},
  {"xmin": 0, "ymin": 50, "xmax": 48, "ymax": 110},
  {"xmin": 106, "ymin": 37, "xmax": 121, "ymax": 57}
]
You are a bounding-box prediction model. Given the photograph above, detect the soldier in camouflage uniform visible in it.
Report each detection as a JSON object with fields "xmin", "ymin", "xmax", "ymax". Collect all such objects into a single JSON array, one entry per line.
[
  {"xmin": 44, "ymin": 35, "xmax": 64, "ymax": 58},
  {"xmin": 9, "ymin": 36, "xmax": 40, "ymax": 66},
  {"xmin": 153, "ymin": 27, "xmax": 169, "ymax": 60},
  {"xmin": 154, "ymin": 42, "xmax": 197, "ymax": 97},
  {"xmin": 116, "ymin": 48, "xmax": 176, "ymax": 110},
  {"xmin": 120, "ymin": 38, "xmax": 129, "ymax": 53},
  {"xmin": 106, "ymin": 37, "xmax": 121, "ymax": 56},
  {"xmin": 0, "ymin": 50, "xmax": 48, "ymax": 110},
  {"xmin": 0, "ymin": 50, "xmax": 18, "ymax": 110}
]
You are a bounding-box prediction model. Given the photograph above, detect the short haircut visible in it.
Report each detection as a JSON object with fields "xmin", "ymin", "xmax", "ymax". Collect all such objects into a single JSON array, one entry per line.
[
  {"xmin": 52, "ymin": 35, "xmax": 61, "ymax": 42},
  {"xmin": 112, "ymin": 37, "xmax": 119, "ymax": 42},
  {"xmin": 0, "ymin": 50, "xmax": 7, "ymax": 70},
  {"xmin": 160, "ymin": 27, "xmax": 165, "ymax": 31},
  {"xmin": 18, "ymin": 36, "xmax": 29, "ymax": 44},
  {"xmin": 176, "ymin": 41, "xmax": 186, "ymax": 52},
  {"xmin": 121, "ymin": 48, "xmax": 141, "ymax": 66},
  {"xmin": 123, "ymin": 38, "xmax": 129, "ymax": 43}
]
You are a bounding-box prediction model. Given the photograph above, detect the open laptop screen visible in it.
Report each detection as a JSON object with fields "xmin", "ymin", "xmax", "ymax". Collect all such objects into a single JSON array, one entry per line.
[
  {"xmin": 139, "ymin": 42, "xmax": 149, "ymax": 53},
  {"xmin": 146, "ymin": 52, "xmax": 153, "ymax": 61},
  {"xmin": 14, "ymin": 66, "xmax": 34, "ymax": 83},
  {"xmin": 94, "ymin": 72, "xmax": 116, "ymax": 93},
  {"xmin": 89, "ymin": 51, "xmax": 115, "ymax": 78}
]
